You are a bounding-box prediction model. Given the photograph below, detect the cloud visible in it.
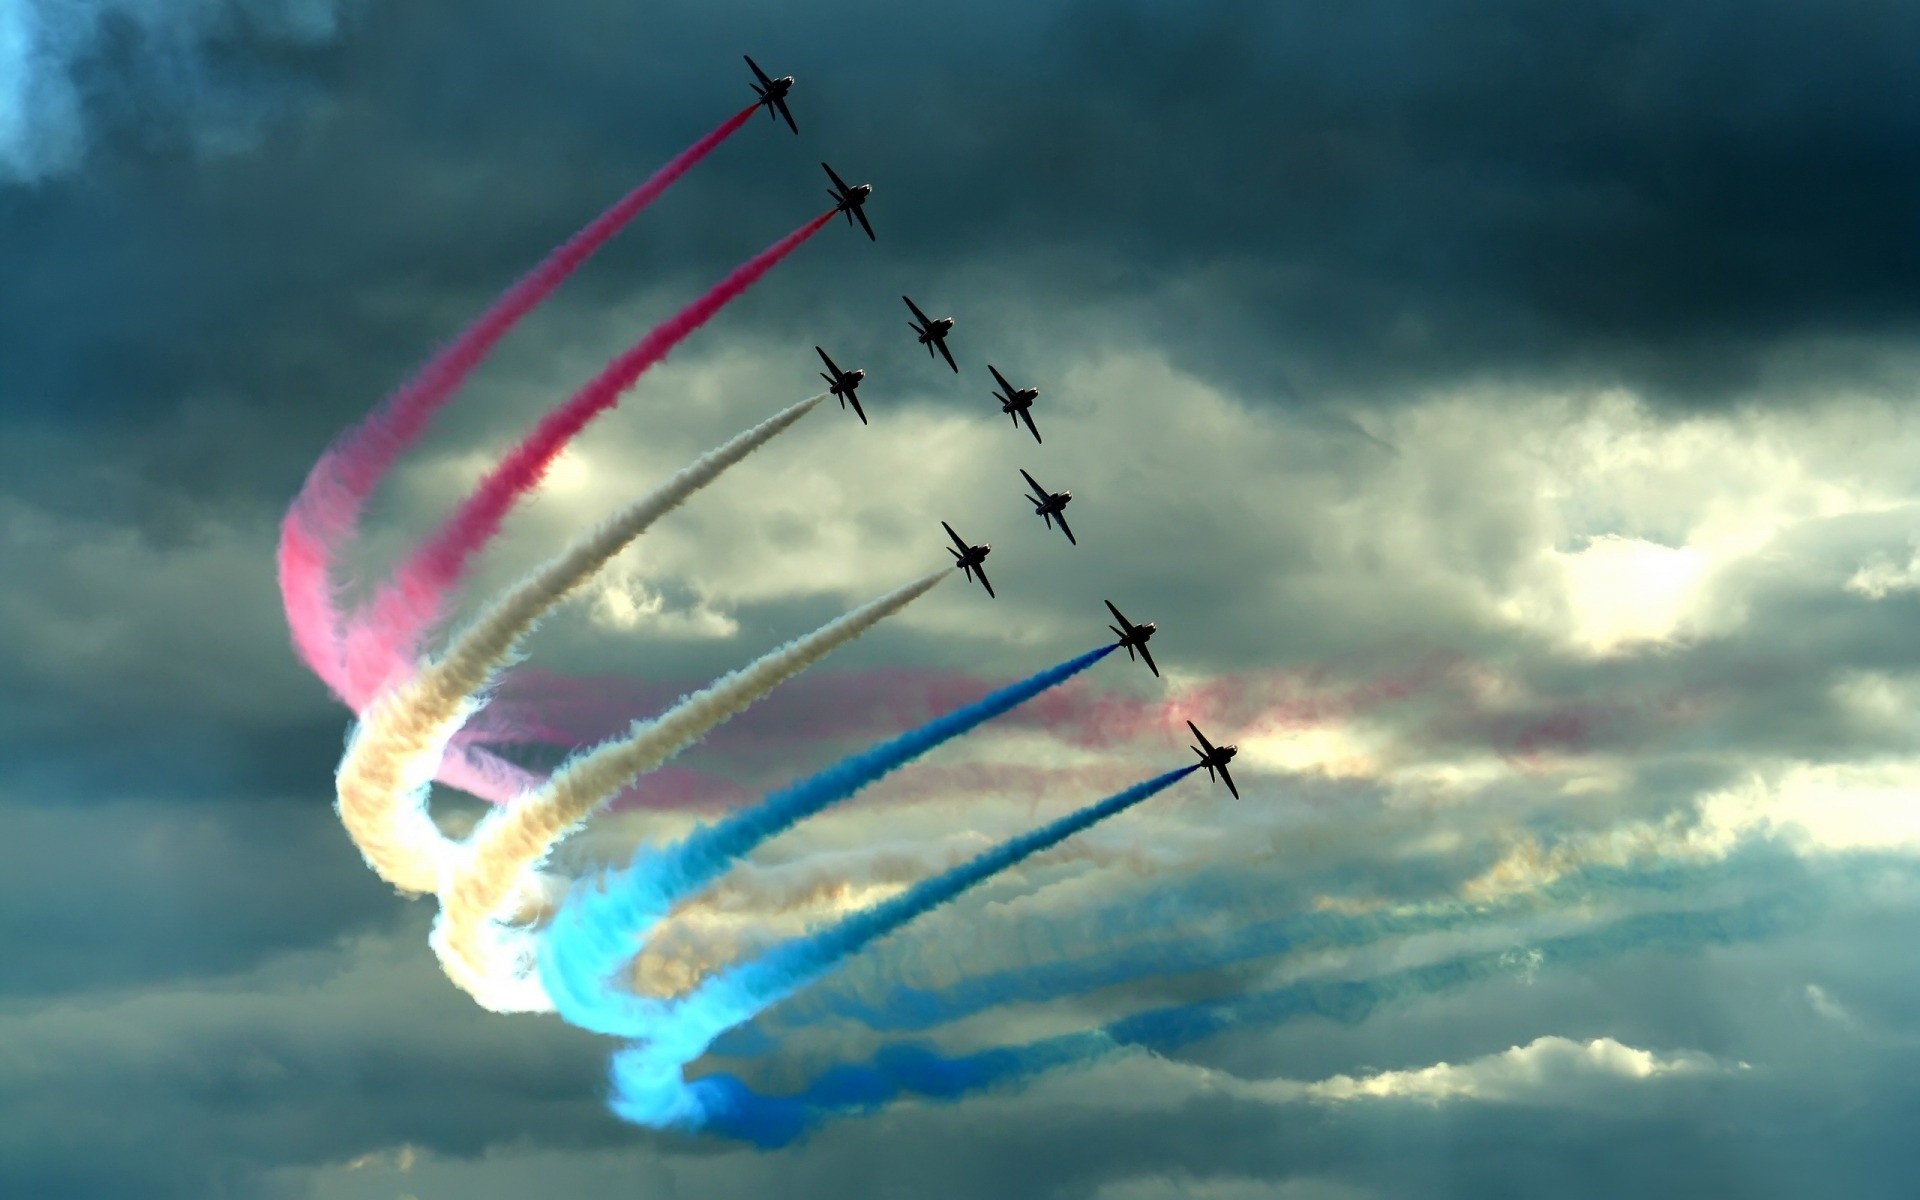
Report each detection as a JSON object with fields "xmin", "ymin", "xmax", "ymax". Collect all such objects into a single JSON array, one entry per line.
[
  {"xmin": 0, "ymin": 0, "xmax": 353, "ymax": 183},
  {"xmin": 1299, "ymin": 1035, "xmax": 1741, "ymax": 1105},
  {"xmin": 1039, "ymin": 1036, "xmax": 1740, "ymax": 1114}
]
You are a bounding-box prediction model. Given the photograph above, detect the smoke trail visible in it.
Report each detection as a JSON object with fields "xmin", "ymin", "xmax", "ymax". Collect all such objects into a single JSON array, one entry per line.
[
  {"xmin": 537, "ymin": 643, "xmax": 1123, "ymax": 1033},
  {"xmin": 332, "ymin": 396, "xmax": 822, "ymax": 903},
  {"xmin": 766, "ymin": 850, "xmax": 1744, "ymax": 1038},
  {"xmin": 277, "ymin": 105, "xmax": 760, "ymax": 705},
  {"xmin": 341, "ymin": 210, "xmax": 840, "ymax": 691},
  {"xmin": 684, "ymin": 860, "xmax": 1831, "ymax": 1145},
  {"xmin": 433, "ymin": 568, "xmax": 951, "ymax": 1010},
  {"xmin": 587, "ymin": 766, "xmax": 1199, "ymax": 1130}
]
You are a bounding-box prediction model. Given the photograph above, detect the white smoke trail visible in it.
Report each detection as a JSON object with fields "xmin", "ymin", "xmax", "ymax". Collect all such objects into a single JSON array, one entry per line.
[
  {"xmin": 432, "ymin": 568, "xmax": 951, "ymax": 1011},
  {"xmin": 332, "ymin": 396, "xmax": 823, "ymax": 904}
]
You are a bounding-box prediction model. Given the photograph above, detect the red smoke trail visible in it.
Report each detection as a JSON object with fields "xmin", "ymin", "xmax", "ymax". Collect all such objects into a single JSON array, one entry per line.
[
  {"xmin": 276, "ymin": 104, "xmax": 760, "ymax": 706},
  {"xmin": 340, "ymin": 209, "xmax": 839, "ymax": 694},
  {"xmin": 482, "ymin": 661, "xmax": 1441, "ymax": 762}
]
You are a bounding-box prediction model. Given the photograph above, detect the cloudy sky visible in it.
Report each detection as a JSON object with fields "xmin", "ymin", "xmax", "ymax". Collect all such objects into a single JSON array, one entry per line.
[{"xmin": 9, "ymin": 0, "xmax": 1920, "ymax": 1195}]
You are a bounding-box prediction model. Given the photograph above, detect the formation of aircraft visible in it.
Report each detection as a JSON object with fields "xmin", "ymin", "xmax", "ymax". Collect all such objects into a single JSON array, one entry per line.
[
  {"xmin": 757, "ymin": 54, "xmax": 1246, "ymax": 798},
  {"xmin": 816, "ymin": 346, "xmax": 867, "ymax": 424},
  {"xmin": 904, "ymin": 295, "xmax": 958, "ymax": 372},
  {"xmin": 1104, "ymin": 600, "xmax": 1158, "ymax": 678},
  {"xmin": 745, "ymin": 56, "xmax": 798, "ymax": 134},
  {"xmin": 1187, "ymin": 722, "xmax": 1240, "ymax": 799},
  {"xmin": 988, "ymin": 365, "xmax": 1043, "ymax": 442},
  {"xmin": 942, "ymin": 521, "xmax": 994, "ymax": 598},
  {"xmin": 1020, "ymin": 469, "xmax": 1075, "ymax": 546},
  {"xmin": 824, "ymin": 162, "xmax": 876, "ymax": 241}
]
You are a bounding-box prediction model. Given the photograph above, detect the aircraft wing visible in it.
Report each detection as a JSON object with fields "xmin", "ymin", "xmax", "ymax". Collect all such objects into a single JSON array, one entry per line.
[
  {"xmin": 823, "ymin": 161, "xmax": 850, "ymax": 193},
  {"xmin": 852, "ymin": 204, "xmax": 875, "ymax": 241},
  {"xmin": 936, "ymin": 337, "xmax": 958, "ymax": 373},
  {"xmin": 942, "ymin": 521, "xmax": 969, "ymax": 553},
  {"xmin": 903, "ymin": 295, "xmax": 931, "ymax": 325},
  {"xmin": 1054, "ymin": 510, "xmax": 1076, "ymax": 546},
  {"xmin": 816, "ymin": 345, "xmax": 840, "ymax": 375},
  {"xmin": 848, "ymin": 394, "xmax": 867, "ymax": 425},
  {"xmin": 988, "ymin": 364, "xmax": 1014, "ymax": 395},
  {"xmin": 745, "ymin": 55, "xmax": 774, "ymax": 87},
  {"xmin": 1104, "ymin": 599, "xmax": 1130, "ymax": 627},
  {"xmin": 974, "ymin": 563, "xmax": 995, "ymax": 598},
  {"xmin": 1217, "ymin": 763, "xmax": 1239, "ymax": 799},
  {"xmin": 1187, "ymin": 721, "xmax": 1215, "ymax": 753},
  {"xmin": 773, "ymin": 95, "xmax": 798, "ymax": 134},
  {"xmin": 1019, "ymin": 468, "xmax": 1045, "ymax": 497},
  {"xmin": 1018, "ymin": 407, "xmax": 1042, "ymax": 443},
  {"xmin": 1138, "ymin": 642, "xmax": 1159, "ymax": 678}
]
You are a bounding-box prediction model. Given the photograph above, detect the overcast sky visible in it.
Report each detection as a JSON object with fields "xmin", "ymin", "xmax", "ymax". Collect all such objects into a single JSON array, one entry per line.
[{"xmin": 8, "ymin": 1, "xmax": 1920, "ymax": 1196}]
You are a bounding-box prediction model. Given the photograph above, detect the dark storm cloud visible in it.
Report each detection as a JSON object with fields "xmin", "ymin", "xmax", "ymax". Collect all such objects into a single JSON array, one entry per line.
[
  {"xmin": 12, "ymin": 0, "xmax": 1920, "ymax": 500},
  {"xmin": 0, "ymin": 791, "xmax": 395, "ymax": 995},
  {"xmin": 0, "ymin": 923, "xmax": 628, "ymax": 1200}
]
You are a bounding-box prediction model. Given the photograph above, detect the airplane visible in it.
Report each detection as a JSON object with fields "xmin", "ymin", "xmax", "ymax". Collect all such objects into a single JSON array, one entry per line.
[
  {"xmin": 744, "ymin": 56, "xmax": 798, "ymax": 134},
  {"xmin": 1187, "ymin": 721, "xmax": 1240, "ymax": 799},
  {"xmin": 1104, "ymin": 599, "xmax": 1159, "ymax": 677},
  {"xmin": 823, "ymin": 162, "xmax": 875, "ymax": 241},
  {"xmin": 816, "ymin": 346, "xmax": 868, "ymax": 424},
  {"xmin": 988, "ymin": 364, "xmax": 1043, "ymax": 442},
  {"xmin": 1019, "ymin": 468, "xmax": 1076, "ymax": 546},
  {"xmin": 904, "ymin": 295, "xmax": 958, "ymax": 372},
  {"xmin": 942, "ymin": 520, "xmax": 994, "ymax": 597}
]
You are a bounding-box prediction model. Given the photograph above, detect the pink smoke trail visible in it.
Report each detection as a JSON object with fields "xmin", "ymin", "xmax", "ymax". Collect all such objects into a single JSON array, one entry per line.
[
  {"xmin": 339, "ymin": 209, "xmax": 840, "ymax": 697},
  {"xmin": 276, "ymin": 103, "xmax": 760, "ymax": 706}
]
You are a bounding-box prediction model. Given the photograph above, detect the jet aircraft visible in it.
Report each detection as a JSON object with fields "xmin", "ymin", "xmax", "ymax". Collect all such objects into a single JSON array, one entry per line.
[
  {"xmin": 744, "ymin": 56, "xmax": 798, "ymax": 134},
  {"xmin": 1020, "ymin": 468, "xmax": 1076, "ymax": 546},
  {"xmin": 1187, "ymin": 722, "xmax": 1240, "ymax": 799},
  {"xmin": 904, "ymin": 295, "xmax": 958, "ymax": 372},
  {"xmin": 823, "ymin": 162, "xmax": 875, "ymax": 241},
  {"xmin": 989, "ymin": 364, "xmax": 1043, "ymax": 442},
  {"xmin": 1104, "ymin": 600, "xmax": 1159, "ymax": 677},
  {"xmin": 942, "ymin": 521, "xmax": 994, "ymax": 597},
  {"xmin": 816, "ymin": 346, "xmax": 868, "ymax": 424}
]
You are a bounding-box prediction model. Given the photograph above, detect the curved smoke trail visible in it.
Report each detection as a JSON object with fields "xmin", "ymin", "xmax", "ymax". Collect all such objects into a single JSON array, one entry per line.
[
  {"xmin": 433, "ymin": 568, "xmax": 951, "ymax": 1010},
  {"xmin": 332, "ymin": 395, "xmax": 823, "ymax": 902},
  {"xmin": 538, "ymin": 644, "xmax": 1123, "ymax": 1034},
  {"xmin": 585, "ymin": 766, "xmax": 1200, "ymax": 1131},
  {"xmin": 279, "ymin": 105, "xmax": 759, "ymax": 705},
  {"xmin": 342, "ymin": 210, "xmax": 840, "ymax": 694}
]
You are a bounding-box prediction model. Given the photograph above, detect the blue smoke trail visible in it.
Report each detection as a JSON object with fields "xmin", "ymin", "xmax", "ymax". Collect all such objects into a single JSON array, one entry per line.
[
  {"xmin": 601, "ymin": 764, "xmax": 1200, "ymax": 1132},
  {"xmin": 538, "ymin": 643, "xmax": 1121, "ymax": 1035},
  {"xmin": 763, "ymin": 851, "xmax": 1763, "ymax": 1038},
  {"xmin": 686, "ymin": 862, "xmax": 1832, "ymax": 1146}
]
